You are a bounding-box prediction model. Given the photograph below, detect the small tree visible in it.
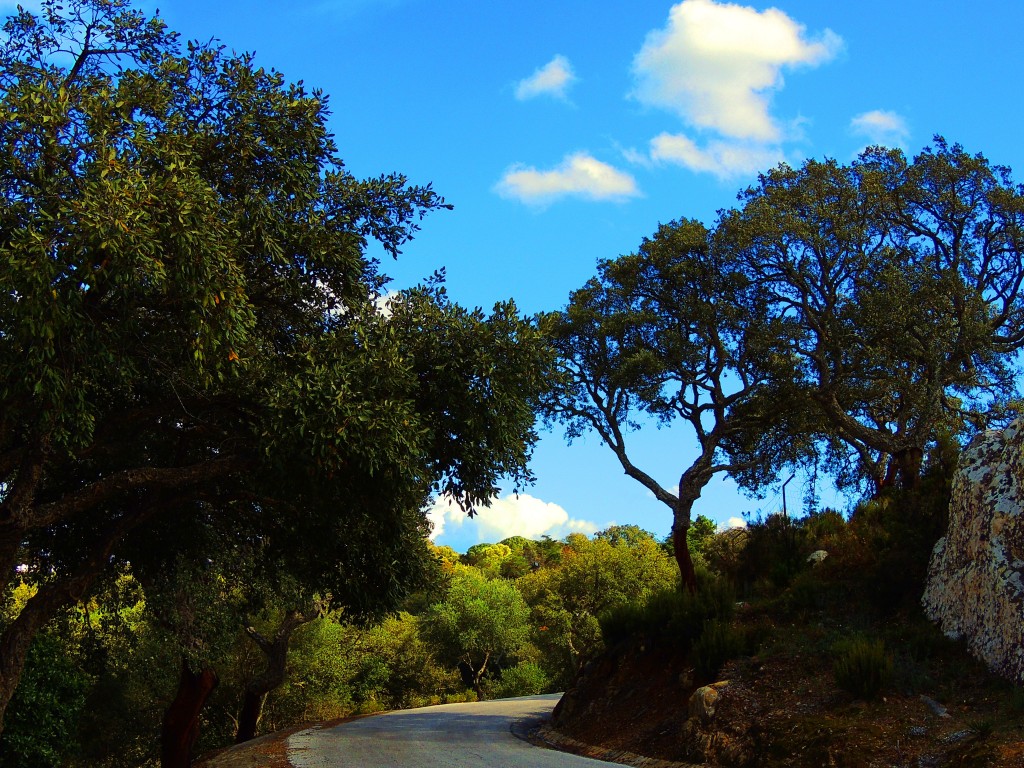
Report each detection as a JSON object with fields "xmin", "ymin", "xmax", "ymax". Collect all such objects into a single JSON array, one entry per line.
[{"xmin": 422, "ymin": 569, "xmax": 531, "ymax": 698}]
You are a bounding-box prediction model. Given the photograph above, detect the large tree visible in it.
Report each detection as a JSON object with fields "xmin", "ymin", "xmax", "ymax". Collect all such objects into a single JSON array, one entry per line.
[
  {"xmin": 0, "ymin": 0, "xmax": 552, "ymax": 749},
  {"xmin": 543, "ymin": 220, "xmax": 789, "ymax": 590},
  {"xmin": 721, "ymin": 139, "xmax": 1024, "ymax": 492}
]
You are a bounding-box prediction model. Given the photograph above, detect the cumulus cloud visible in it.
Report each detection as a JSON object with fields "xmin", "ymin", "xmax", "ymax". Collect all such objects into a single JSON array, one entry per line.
[
  {"xmin": 646, "ymin": 132, "xmax": 783, "ymax": 179},
  {"xmin": 372, "ymin": 289, "xmax": 400, "ymax": 318},
  {"xmin": 515, "ymin": 55, "xmax": 577, "ymax": 101},
  {"xmin": 426, "ymin": 493, "xmax": 600, "ymax": 542},
  {"xmin": 495, "ymin": 152, "xmax": 640, "ymax": 204},
  {"xmin": 632, "ymin": 0, "xmax": 841, "ymax": 142},
  {"xmin": 720, "ymin": 517, "xmax": 748, "ymax": 531},
  {"xmin": 850, "ymin": 109, "xmax": 909, "ymax": 148}
]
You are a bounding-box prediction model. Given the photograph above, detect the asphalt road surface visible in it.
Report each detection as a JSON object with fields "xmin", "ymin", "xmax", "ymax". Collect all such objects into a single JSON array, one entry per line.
[{"xmin": 286, "ymin": 694, "xmax": 617, "ymax": 767}]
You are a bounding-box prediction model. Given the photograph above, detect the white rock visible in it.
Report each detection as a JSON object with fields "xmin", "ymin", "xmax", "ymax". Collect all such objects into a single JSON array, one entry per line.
[{"xmin": 922, "ymin": 419, "xmax": 1024, "ymax": 683}]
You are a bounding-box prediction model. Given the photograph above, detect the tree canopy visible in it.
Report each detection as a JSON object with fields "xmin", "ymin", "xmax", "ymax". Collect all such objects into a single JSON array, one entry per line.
[
  {"xmin": 546, "ymin": 139, "xmax": 1024, "ymax": 588},
  {"xmin": 0, "ymin": 0, "xmax": 552, "ymax": 743},
  {"xmin": 722, "ymin": 139, "xmax": 1024, "ymax": 492}
]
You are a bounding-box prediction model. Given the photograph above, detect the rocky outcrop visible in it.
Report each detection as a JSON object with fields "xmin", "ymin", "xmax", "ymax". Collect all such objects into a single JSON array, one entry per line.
[
  {"xmin": 680, "ymin": 681, "xmax": 753, "ymax": 767},
  {"xmin": 922, "ymin": 419, "xmax": 1024, "ymax": 683}
]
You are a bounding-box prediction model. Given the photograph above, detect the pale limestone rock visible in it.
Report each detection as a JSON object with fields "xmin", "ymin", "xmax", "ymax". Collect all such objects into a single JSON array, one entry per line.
[
  {"xmin": 807, "ymin": 549, "xmax": 829, "ymax": 565},
  {"xmin": 922, "ymin": 419, "xmax": 1024, "ymax": 683}
]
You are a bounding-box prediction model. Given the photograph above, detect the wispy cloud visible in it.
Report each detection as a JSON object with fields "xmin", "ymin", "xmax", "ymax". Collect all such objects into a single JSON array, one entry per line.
[
  {"xmin": 632, "ymin": 0, "xmax": 841, "ymax": 142},
  {"xmin": 495, "ymin": 152, "xmax": 639, "ymax": 204},
  {"xmin": 645, "ymin": 132, "xmax": 783, "ymax": 179},
  {"xmin": 850, "ymin": 109, "xmax": 909, "ymax": 148},
  {"xmin": 515, "ymin": 54, "xmax": 578, "ymax": 101},
  {"xmin": 426, "ymin": 493, "xmax": 600, "ymax": 542}
]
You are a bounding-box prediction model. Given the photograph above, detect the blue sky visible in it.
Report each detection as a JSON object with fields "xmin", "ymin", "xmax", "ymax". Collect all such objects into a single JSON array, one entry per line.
[{"xmin": 15, "ymin": 0, "xmax": 1024, "ymax": 550}]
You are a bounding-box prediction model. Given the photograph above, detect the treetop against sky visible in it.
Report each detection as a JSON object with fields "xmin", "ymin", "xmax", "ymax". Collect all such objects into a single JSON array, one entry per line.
[{"xmin": 7, "ymin": 0, "xmax": 1020, "ymax": 551}]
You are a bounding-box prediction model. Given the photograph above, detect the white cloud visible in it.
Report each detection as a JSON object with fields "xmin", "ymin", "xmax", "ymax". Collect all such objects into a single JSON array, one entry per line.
[
  {"xmin": 850, "ymin": 109, "xmax": 909, "ymax": 148},
  {"xmin": 632, "ymin": 0, "xmax": 842, "ymax": 142},
  {"xmin": 372, "ymin": 289, "xmax": 400, "ymax": 318},
  {"xmin": 720, "ymin": 517, "xmax": 748, "ymax": 531},
  {"xmin": 646, "ymin": 132, "xmax": 783, "ymax": 179},
  {"xmin": 495, "ymin": 152, "xmax": 640, "ymax": 204},
  {"xmin": 426, "ymin": 493, "xmax": 600, "ymax": 542},
  {"xmin": 515, "ymin": 55, "xmax": 577, "ymax": 101}
]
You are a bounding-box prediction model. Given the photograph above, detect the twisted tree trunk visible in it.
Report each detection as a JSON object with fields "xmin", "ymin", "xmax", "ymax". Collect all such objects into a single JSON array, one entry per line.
[{"xmin": 235, "ymin": 609, "xmax": 312, "ymax": 743}]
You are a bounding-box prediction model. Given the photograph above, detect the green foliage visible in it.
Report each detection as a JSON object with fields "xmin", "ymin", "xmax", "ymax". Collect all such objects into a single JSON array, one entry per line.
[
  {"xmin": 463, "ymin": 543, "xmax": 513, "ymax": 579},
  {"xmin": 737, "ymin": 513, "xmax": 808, "ymax": 591},
  {"xmin": 686, "ymin": 515, "xmax": 718, "ymax": 570},
  {"xmin": 598, "ymin": 577, "xmax": 735, "ymax": 652},
  {"xmin": 594, "ymin": 524, "xmax": 657, "ymax": 548},
  {"xmin": 0, "ymin": 0, "xmax": 553, "ymax": 740},
  {"xmin": 723, "ymin": 139, "xmax": 1024, "ymax": 493},
  {"xmin": 422, "ymin": 569, "xmax": 531, "ymax": 694},
  {"xmin": 832, "ymin": 634, "xmax": 893, "ymax": 700},
  {"xmin": 692, "ymin": 619, "xmax": 747, "ymax": 680},
  {"xmin": 846, "ymin": 469, "xmax": 952, "ymax": 614},
  {"xmin": 1010, "ymin": 685, "xmax": 1024, "ymax": 715},
  {"xmin": 517, "ymin": 532, "xmax": 678, "ymax": 687},
  {"xmin": 0, "ymin": 632, "xmax": 90, "ymax": 768},
  {"xmin": 490, "ymin": 662, "xmax": 551, "ymax": 699}
]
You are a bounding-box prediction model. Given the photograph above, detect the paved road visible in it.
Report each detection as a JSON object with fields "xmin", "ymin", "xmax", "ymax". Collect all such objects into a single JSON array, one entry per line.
[{"xmin": 286, "ymin": 694, "xmax": 616, "ymax": 767}]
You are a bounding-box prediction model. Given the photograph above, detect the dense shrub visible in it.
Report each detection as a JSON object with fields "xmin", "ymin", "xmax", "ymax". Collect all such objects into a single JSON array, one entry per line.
[
  {"xmin": 598, "ymin": 576, "xmax": 734, "ymax": 650},
  {"xmin": 692, "ymin": 619, "xmax": 747, "ymax": 680},
  {"xmin": 490, "ymin": 662, "xmax": 551, "ymax": 699},
  {"xmin": 0, "ymin": 633, "xmax": 91, "ymax": 768},
  {"xmin": 832, "ymin": 634, "xmax": 893, "ymax": 700},
  {"xmin": 736, "ymin": 513, "xmax": 808, "ymax": 591}
]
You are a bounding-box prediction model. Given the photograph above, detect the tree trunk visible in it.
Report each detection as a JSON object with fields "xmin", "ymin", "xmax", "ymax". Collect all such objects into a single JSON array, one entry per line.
[
  {"xmin": 234, "ymin": 610, "xmax": 310, "ymax": 743},
  {"xmin": 673, "ymin": 469, "xmax": 707, "ymax": 593},
  {"xmin": 161, "ymin": 660, "xmax": 219, "ymax": 768},
  {"xmin": 235, "ymin": 691, "xmax": 265, "ymax": 745},
  {"xmin": 672, "ymin": 517, "xmax": 698, "ymax": 594},
  {"xmin": 471, "ymin": 652, "xmax": 490, "ymax": 700},
  {"xmin": 895, "ymin": 446, "xmax": 924, "ymax": 489},
  {"xmin": 880, "ymin": 446, "xmax": 924, "ymax": 493}
]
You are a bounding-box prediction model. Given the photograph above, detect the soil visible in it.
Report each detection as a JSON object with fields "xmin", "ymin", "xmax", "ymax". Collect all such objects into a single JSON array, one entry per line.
[{"xmin": 549, "ymin": 603, "xmax": 1024, "ymax": 768}]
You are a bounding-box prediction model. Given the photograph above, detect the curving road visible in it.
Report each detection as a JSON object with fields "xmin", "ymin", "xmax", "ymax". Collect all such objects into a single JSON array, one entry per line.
[{"xmin": 286, "ymin": 694, "xmax": 615, "ymax": 767}]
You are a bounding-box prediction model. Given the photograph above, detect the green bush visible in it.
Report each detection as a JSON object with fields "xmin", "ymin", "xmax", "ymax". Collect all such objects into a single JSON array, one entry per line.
[
  {"xmin": 490, "ymin": 662, "xmax": 551, "ymax": 699},
  {"xmin": 737, "ymin": 513, "xmax": 808, "ymax": 590},
  {"xmin": 692, "ymin": 619, "xmax": 747, "ymax": 680},
  {"xmin": 598, "ymin": 576, "xmax": 734, "ymax": 650},
  {"xmin": 832, "ymin": 634, "xmax": 893, "ymax": 700},
  {"xmin": 1, "ymin": 632, "xmax": 91, "ymax": 768}
]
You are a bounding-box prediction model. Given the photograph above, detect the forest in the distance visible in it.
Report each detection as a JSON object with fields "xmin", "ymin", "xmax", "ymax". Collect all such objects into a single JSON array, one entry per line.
[{"xmin": 4, "ymin": 523, "xmax": 696, "ymax": 765}]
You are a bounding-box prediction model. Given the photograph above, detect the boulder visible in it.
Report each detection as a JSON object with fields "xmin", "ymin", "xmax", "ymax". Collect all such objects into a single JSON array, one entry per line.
[
  {"xmin": 687, "ymin": 683, "xmax": 724, "ymax": 725},
  {"xmin": 681, "ymin": 681, "xmax": 752, "ymax": 767},
  {"xmin": 806, "ymin": 549, "xmax": 829, "ymax": 566},
  {"xmin": 922, "ymin": 419, "xmax": 1024, "ymax": 683}
]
